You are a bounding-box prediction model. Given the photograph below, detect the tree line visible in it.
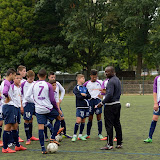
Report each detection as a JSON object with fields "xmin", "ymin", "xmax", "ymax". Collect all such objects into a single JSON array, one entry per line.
[{"xmin": 0, "ymin": 0, "xmax": 160, "ymax": 79}]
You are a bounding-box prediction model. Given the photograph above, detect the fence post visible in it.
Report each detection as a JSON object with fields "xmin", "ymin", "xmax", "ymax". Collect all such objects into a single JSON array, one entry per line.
[
  {"xmin": 122, "ymin": 77, "xmax": 123, "ymax": 95},
  {"xmin": 143, "ymin": 75, "xmax": 144, "ymax": 95}
]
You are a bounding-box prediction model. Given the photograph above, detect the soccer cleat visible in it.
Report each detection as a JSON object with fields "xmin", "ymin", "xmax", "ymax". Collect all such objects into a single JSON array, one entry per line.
[
  {"xmin": 57, "ymin": 127, "xmax": 64, "ymax": 135},
  {"xmin": 62, "ymin": 134, "xmax": 72, "ymax": 138},
  {"xmin": 100, "ymin": 137, "xmax": 107, "ymax": 141},
  {"xmin": 0, "ymin": 140, "xmax": 3, "ymax": 147},
  {"xmin": 2, "ymin": 147, "xmax": 16, "ymax": 153},
  {"xmin": 116, "ymin": 144, "xmax": 123, "ymax": 149},
  {"xmin": 30, "ymin": 136, "xmax": 39, "ymax": 141},
  {"xmin": 26, "ymin": 139, "xmax": 31, "ymax": 145},
  {"xmin": 144, "ymin": 137, "xmax": 152, "ymax": 143},
  {"xmin": 19, "ymin": 137, "xmax": 24, "ymax": 142},
  {"xmin": 98, "ymin": 134, "xmax": 104, "ymax": 140},
  {"xmin": 50, "ymin": 139, "xmax": 60, "ymax": 146},
  {"xmin": 83, "ymin": 135, "xmax": 90, "ymax": 139},
  {"xmin": 44, "ymin": 138, "xmax": 49, "ymax": 142},
  {"xmin": 42, "ymin": 150, "xmax": 47, "ymax": 154},
  {"xmin": 15, "ymin": 145, "xmax": 27, "ymax": 151},
  {"xmin": 78, "ymin": 136, "xmax": 87, "ymax": 141},
  {"xmin": 100, "ymin": 144, "xmax": 113, "ymax": 150},
  {"xmin": 114, "ymin": 137, "xmax": 117, "ymax": 142},
  {"xmin": 71, "ymin": 136, "xmax": 77, "ymax": 142}
]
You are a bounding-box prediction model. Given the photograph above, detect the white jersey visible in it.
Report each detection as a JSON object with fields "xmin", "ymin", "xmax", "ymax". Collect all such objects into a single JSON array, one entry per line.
[
  {"xmin": 0, "ymin": 85, "xmax": 2, "ymax": 114},
  {"xmin": 55, "ymin": 81, "xmax": 65, "ymax": 102},
  {"xmin": 21, "ymin": 81, "xmax": 34, "ymax": 107},
  {"xmin": 83, "ymin": 80, "xmax": 102, "ymax": 99},
  {"xmin": 10, "ymin": 84, "xmax": 21, "ymax": 108},
  {"xmin": 21, "ymin": 79, "xmax": 26, "ymax": 84},
  {"xmin": 1, "ymin": 80, "xmax": 15, "ymax": 106},
  {"xmin": 54, "ymin": 91, "xmax": 59, "ymax": 103},
  {"xmin": 25, "ymin": 80, "xmax": 58, "ymax": 114}
]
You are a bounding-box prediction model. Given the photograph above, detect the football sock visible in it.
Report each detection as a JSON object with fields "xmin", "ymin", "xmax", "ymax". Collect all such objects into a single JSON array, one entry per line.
[
  {"xmin": 29, "ymin": 123, "xmax": 33, "ymax": 138},
  {"xmin": 87, "ymin": 121, "xmax": 92, "ymax": 136},
  {"xmin": 8, "ymin": 131, "xmax": 14, "ymax": 144},
  {"xmin": 46, "ymin": 122, "xmax": 53, "ymax": 134},
  {"xmin": 98, "ymin": 120, "xmax": 102, "ymax": 135},
  {"xmin": 12, "ymin": 130, "xmax": 20, "ymax": 147},
  {"xmin": 61, "ymin": 120, "xmax": 66, "ymax": 135},
  {"xmin": 3, "ymin": 131, "xmax": 10, "ymax": 149},
  {"xmin": 51, "ymin": 120, "xmax": 60, "ymax": 139},
  {"xmin": 149, "ymin": 120, "xmax": 157, "ymax": 139},
  {"xmin": 44, "ymin": 126, "xmax": 48, "ymax": 139},
  {"xmin": 79, "ymin": 123, "xmax": 85, "ymax": 134},
  {"xmin": 17, "ymin": 126, "xmax": 19, "ymax": 137},
  {"xmin": 24, "ymin": 123, "xmax": 30, "ymax": 140},
  {"xmin": 0, "ymin": 126, "xmax": 2, "ymax": 139},
  {"xmin": 39, "ymin": 130, "xmax": 45, "ymax": 151},
  {"xmin": 74, "ymin": 123, "xmax": 79, "ymax": 135}
]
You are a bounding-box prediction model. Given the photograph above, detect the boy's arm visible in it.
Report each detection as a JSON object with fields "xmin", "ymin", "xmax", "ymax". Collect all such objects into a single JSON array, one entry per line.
[
  {"xmin": 57, "ymin": 82, "xmax": 65, "ymax": 102},
  {"xmin": 153, "ymin": 76, "xmax": 159, "ymax": 111},
  {"xmin": 73, "ymin": 87, "xmax": 86, "ymax": 100},
  {"xmin": 85, "ymin": 89, "xmax": 91, "ymax": 99}
]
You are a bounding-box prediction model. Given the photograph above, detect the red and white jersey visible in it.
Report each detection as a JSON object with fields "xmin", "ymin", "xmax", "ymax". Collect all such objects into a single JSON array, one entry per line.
[
  {"xmin": 21, "ymin": 81, "xmax": 34, "ymax": 107},
  {"xmin": 25, "ymin": 80, "xmax": 58, "ymax": 114},
  {"xmin": 1, "ymin": 80, "xmax": 15, "ymax": 106},
  {"xmin": 10, "ymin": 84, "xmax": 21, "ymax": 108},
  {"xmin": 83, "ymin": 80, "xmax": 102, "ymax": 99}
]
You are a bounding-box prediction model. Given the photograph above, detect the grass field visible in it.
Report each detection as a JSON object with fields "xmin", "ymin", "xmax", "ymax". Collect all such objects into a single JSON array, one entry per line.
[{"xmin": 1, "ymin": 95, "xmax": 160, "ymax": 160}]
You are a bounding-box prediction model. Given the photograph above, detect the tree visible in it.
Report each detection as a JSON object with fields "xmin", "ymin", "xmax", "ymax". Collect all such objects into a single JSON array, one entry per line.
[
  {"xmin": 62, "ymin": 0, "xmax": 118, "ymax": 79},
  {"xmin": 0, "ymin": 0, "xmax": 35, "ymax": 73},
  {"xmin": 114, "ymin": 0, "xmax": 159, "ymax": 78}
]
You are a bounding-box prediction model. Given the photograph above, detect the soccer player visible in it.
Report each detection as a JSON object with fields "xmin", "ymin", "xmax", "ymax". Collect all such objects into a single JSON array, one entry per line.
[
  {"xmin": 17, "ymin": 65, "xmax": 26, "ymax": 84},
  {"xmin": 83, "ymin": 69, "xmax": 104, "ymax": 140},
  {"xmin": 25, "ymin": 69, "xmax": 62, "ymax": 154},
  {"xmin": 21, "ymin": 70, "xmax": 39, "ymax": 145},
  {"xmin": 72, "ymin": 74, "xmax": 91, "ymax": 142},
  {"xmin": 144, "ymin": 75, "xmax": 160, "ymax": 143},
  {"xmin": 96, "ymin": 66, "xmax": 122, "ymax": 150},
  {"xmin": 1, "ymin": 68, "xmax": 26, "ymax": 153},
  {"xmin": 47, "ymin": 71, "xmax": 71, "ymax": 138},
  {"xmin": 10, "ymin": 73, "xmax": 27, "ymax": 151},
  {"xmin": 0, "ymin": 86, "xmax": 3, "ymax": 147}
]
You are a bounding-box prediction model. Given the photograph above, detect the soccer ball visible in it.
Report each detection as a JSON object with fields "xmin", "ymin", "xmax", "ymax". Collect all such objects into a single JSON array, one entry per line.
[
  {"xmin": 126, "ymin": 103, "xmax": 130, "ymax": 108},
  {"xmin": 55, "ymin": 134, "xmax": 62, "ymax": 142},
  {"xmin": 47, "ymin": 143, "xmax": 58, "ymax": 153}
]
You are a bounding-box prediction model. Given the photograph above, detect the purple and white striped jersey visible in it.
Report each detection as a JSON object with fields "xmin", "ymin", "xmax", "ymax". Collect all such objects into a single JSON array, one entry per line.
[
  {"xmin": 25, "ymin": 80, "xmax": 59, "ymax": 114},
  {"xmin": 153, "ymin": 75, "xmax": 160, "ymax": 106},
  {"xmin": 83, "ymin": 80, "xmax": 102, "ymax": 99},
  {"xmin": 21, "ymin": 81, "xmax": 34, "ymax": 107},
  {"xmin": 10, "ymin": 84, "xmax": 21, "ymax": 108},
  {"xmin": 1, "ymin": 80, "xmax": 15, "ymax": 106}
]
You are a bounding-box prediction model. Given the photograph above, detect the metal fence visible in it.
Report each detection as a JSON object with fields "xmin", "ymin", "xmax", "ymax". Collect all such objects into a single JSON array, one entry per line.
[{"xmin": 56, "ymin": 75, "xmax": 154, "ymax": 94}]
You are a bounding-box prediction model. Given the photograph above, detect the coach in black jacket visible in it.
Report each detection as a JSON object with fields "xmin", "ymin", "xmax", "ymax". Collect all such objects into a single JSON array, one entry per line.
[{"xmin": 96, "ymin": 66, "xmax": 122, "ymax": 150}]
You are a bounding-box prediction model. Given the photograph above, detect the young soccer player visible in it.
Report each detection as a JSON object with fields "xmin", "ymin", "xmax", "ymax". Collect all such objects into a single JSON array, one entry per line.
[
  {"xmin": 21, "ymin": 70, "xmax": 39, "ymax": 145},
  {"xmin": 10, "ymin": 73, "xmax": 27, "ymax": 151},
  {"xmin": 17, "ymin": 65, "xmax": 26, "ymax": 84},
  {"xmin": 1, "ymin": 68, "xmax": 26, "ymax": 153},
  {"xmin": 25, "ymin": 69, "xmax": 62, "ymax": 154},
  {"xmin": 144, "ymin": 75, "xmax": 160, "ymax": 143},
  {"xmin": 72, "ymin": 74, "xmax": 91, "ymax": 142},
  {"xmin": 47, "ymin": 71, "xmax": 71, "ymax": 138},
  {"xmin": 83, "ymin": 69, "xmax": 104, "ymax": 140},
  {"xmin": 0, "ymin": 86, "xmax": 3, "ymax": 147}
]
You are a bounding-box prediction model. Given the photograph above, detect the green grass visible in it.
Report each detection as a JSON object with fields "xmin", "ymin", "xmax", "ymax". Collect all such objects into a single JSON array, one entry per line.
[{"xmin": 1, "ymin": 95, "xmax": 160, "ymax": 160}]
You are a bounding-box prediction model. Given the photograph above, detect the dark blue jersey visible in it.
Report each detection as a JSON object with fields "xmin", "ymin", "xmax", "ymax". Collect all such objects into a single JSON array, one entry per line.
[{"xmin": 73, "ymin": 85, "xmax": 91, "ymax": 109}]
